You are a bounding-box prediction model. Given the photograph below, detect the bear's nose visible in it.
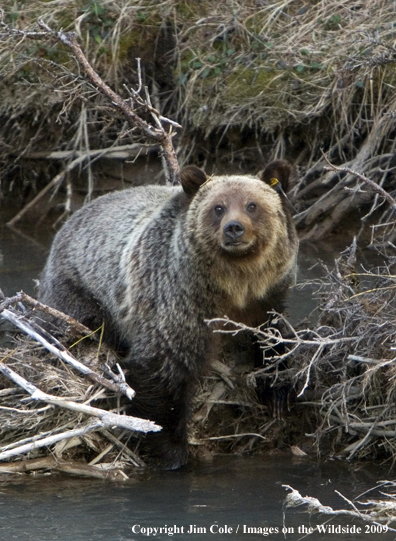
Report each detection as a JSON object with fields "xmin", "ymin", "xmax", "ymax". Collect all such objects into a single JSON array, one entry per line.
[{"xmin": 223, "ymin": 220, "xmax": 245, "ymax": 240}]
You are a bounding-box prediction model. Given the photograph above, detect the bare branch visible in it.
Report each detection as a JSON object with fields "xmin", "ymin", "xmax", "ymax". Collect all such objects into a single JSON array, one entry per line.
[
  {"xmin": 35, "ymin": 21, "xmax": 180, "ymax": 185},
  {"xmin": 323, "ymin": 153, "xmax": 396, "ymax": 211},
  {"xmin": 0, "ymin": 306, "xmax": 135, "ymax": 400}
]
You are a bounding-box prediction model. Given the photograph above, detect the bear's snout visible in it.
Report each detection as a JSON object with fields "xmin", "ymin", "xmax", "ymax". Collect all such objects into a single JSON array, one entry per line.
[{"xmin": 223, "ymin": 220, "xmax": 245, "ymax": 241}]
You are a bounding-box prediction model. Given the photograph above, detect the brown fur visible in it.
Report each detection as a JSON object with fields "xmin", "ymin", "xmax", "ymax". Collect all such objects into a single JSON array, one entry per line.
[
  {"xmin": 187, "ymin": 174, "xmax": 297, "ymax": 310},
  {"xmin": 38, "ymin": 161, "xmax": 298, "ymax": 469}
]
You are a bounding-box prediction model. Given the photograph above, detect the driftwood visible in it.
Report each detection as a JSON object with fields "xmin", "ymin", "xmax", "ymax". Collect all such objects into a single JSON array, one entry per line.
[
  {"xmin": 284, "ymin": 485, "xmax": 396, "ymax": 529},
  {"xmin": 0, "ymin": 456, "xmax": 128, "ymax": 480}
]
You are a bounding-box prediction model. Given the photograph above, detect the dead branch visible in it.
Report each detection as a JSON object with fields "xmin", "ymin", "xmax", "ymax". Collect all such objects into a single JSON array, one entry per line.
[
  {"xmin": 36, "ymin": 20, "xmax": 180, "ymax": 186},
  {"xmin": 19, "ymin": 143, "xmax": 159, "ymax": 161},
  {"xmin": 0, "ymin": 456, "xmax": 129, "ymax": 480},
  {"xmin": 0, "ymin": 291, "xmax": 91, "ymax": 336},
  {"xmin": 0, "ymin": 306, "xmax": 135, "ymax": 400},
  {"xmin": 0, "ymin": 419, "xmax": 102, "ymax": 461},
  {"xmin": 323, "ymin": 154, "xmax": 396, "ymax": 211},
  {"xmin": 0, "ymin": 363, "xmax": 161, "ymax": 445},
  {"xmin": 284, "ymin": 485, "xmax": 396, "ymax": 529},
  {"xmin": 6, "ymin": 153, "xmax": 94, "ymax": 227},
  {"xmin": 6, "ymin": 143, "xmax": 160, "ymax": 225}
]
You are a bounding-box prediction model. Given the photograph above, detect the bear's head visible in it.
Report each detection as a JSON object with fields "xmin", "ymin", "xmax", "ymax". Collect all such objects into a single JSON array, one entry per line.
[
  {"xmin": 182, "ymin": 160, "xmax": 296, "ymax": 261},
  {"xmin": 180, "ymin": 160, "xmax": 298, "ymax": 306}
]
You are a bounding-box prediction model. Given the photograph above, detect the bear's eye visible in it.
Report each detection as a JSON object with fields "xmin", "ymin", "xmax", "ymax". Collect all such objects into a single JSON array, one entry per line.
[
  {"xmin": 214, "ymin": 205, "xmax": 225, "ymax": 216},
  {"xmin": 247, "ymin": 202, "xmax": 257, "ymax": 213}
]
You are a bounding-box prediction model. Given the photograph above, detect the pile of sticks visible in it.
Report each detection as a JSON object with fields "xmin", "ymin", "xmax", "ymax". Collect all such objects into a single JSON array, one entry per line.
[{"xmin": 0, "ymin": 290, "xmax": 160, "ymax": 478}]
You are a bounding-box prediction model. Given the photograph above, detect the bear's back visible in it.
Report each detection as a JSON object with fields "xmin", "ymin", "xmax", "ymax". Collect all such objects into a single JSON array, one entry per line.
[{"xmin": 38, "ymin": 184, "xmax": 183, "ymax": 328}]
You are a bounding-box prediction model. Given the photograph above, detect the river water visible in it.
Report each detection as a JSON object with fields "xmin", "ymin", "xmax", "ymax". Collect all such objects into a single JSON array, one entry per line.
[
  {"xmin": 0, "ymin": 224, "xmax": 395, "ymax": 540},
  {"xmin": 0, "ymin": 455, "xmax": 394, "ymax": 541}
]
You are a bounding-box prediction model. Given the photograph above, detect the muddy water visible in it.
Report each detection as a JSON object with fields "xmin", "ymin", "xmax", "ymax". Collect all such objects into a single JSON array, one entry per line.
[{"xmin": 0, "ymin": 225, "xmax": 394, "ymax": 540}]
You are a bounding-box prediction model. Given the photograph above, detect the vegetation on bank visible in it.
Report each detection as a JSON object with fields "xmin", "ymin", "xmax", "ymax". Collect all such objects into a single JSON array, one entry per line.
[{"xmin": 1, "ymin": 0, "xmax": 396, "ymax": 239}]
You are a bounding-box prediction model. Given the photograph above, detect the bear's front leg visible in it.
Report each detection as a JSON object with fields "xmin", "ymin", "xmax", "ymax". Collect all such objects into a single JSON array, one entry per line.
[{"xmin": 126, "ymin": 363, "xmax": 194, "ymax": 470}]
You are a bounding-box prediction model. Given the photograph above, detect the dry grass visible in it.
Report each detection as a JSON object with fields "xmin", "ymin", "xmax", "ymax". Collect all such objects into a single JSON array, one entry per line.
[
  {"xmin": 2, "ymin": 2, "xmax": 396, "ymax": 202},
  {"xmin": 2, "ymin": 1, "xmax": 396, "ymax": 241},
  {"xmin": 0, "ymin": 310, "xmax": 146, "ymax": 477}
]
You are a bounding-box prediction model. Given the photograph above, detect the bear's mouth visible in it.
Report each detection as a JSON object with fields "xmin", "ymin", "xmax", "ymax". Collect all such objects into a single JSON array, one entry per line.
[
  {"xmin": 222, "ymin": 240, "xmax": 255, "ymax": 255},
  {"xmin": 223, "ymin": 239, "xmax": 247, "ymax": 248},
  {"xmin": 225, "ymin": 240, "xmax": 244, "ymax": 246}
]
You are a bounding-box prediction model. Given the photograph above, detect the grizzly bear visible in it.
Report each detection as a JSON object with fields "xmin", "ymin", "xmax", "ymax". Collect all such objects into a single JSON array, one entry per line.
[{"xmin": 38, "ymin": 160, "xmax": 298, "ymax": 469}]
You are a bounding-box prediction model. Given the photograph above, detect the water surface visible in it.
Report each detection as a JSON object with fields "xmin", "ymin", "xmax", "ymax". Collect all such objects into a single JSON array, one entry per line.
[{"xmin": 0, "ymin": 455, "xmax": 394, "ymax": 541}]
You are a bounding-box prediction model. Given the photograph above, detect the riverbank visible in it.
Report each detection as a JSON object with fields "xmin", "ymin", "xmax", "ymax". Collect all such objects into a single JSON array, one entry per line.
[{"xmin": 2, "ymin": 1, "xmax": 396, "ymax": 241}]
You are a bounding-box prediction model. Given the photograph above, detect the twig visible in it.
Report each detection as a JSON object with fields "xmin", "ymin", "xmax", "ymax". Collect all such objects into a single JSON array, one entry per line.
[
  {"xmin": 323, "ymin": 154, "xmax": 396, "ymax": 211},
  {"xmin": 0, "ymin": 363, "xmax": 161, "ymax": 441},
  {"xmin": 297, "ymin": 344, "xmax": 325, "ymax": 398},
  {"xmin": 100, "ymin": 429, "xmax": 146, "ymax": 468},
  {"xmin": 0, "ymin": 307, "xmax": 135, "ymax": 400},
  {"xmin": 201, "ymin": 433, "xmax": 268, "ymax": 441},
  {"xmin": 348, "ymin": 355, "xmax": 382, "ymax": 365}
]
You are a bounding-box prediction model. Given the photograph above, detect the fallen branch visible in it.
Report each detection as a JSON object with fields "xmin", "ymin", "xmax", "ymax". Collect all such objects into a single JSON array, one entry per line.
[
  {"xmin": 7, "ymin": 153, "xmax": 94, "ymax": 227},
  {"xmin": 0, "ymin": 424, "xmax": 75, "ymax": 453},
  {"xmin": 202, "ymin": 433, "xmax": 268, "ymax": 442},
  {"xmin": 0, "ymin": 307, "xmax": 135, "ymax": 400},
  {"xmin": 284, "ymin": 485, "xmax": 396, "ymax": 529},
  {"xmin": 0, "ymin": 419, "xmax": 102, "ymax": 461},
  {"xmin": 18, "ymin": 143, "xmax": 159, "ymax": 161},
  {"xmin": 0, "ymin": 456, "xmax": 128, "ymax": 480},
  {"xmin": 6, "ymin": 145, "xmax": 160, "ymax": 226},
  {"xmin": 0, "ymin": 363, "xmax": 161, "ymax": 450}
]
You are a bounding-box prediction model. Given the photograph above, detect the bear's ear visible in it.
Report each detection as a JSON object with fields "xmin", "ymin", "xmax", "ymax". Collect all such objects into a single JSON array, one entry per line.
[
  {"xmin": 260, "ymin": 159, "xmax": 292, "ymax": 194},
  {"xmin": 180, "ymin": 165, "xmax": 207, "ymax": 197}
]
